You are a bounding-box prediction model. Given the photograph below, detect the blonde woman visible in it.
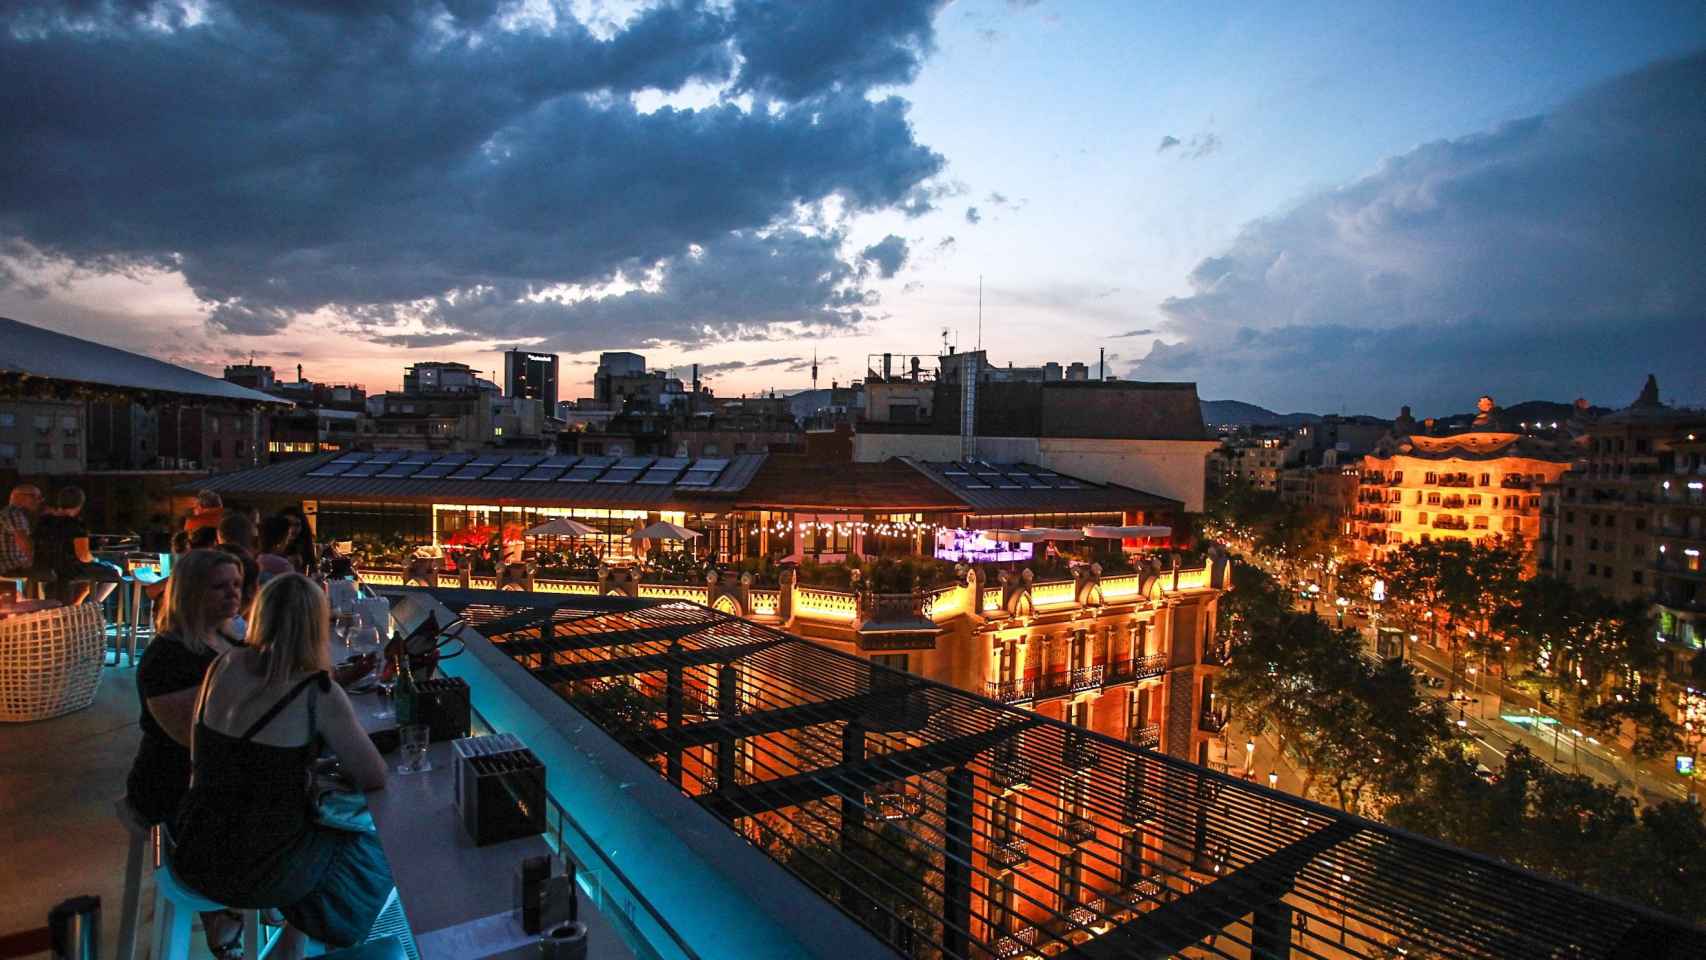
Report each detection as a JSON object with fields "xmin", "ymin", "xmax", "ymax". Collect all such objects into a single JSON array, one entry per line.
[
  {"xmin": 123, "ymin": 548, "xmax": 248, "ymax": 957},
  {"xmin": 172, "ymin": 574, "xmax": 390, "ymax": 960}
]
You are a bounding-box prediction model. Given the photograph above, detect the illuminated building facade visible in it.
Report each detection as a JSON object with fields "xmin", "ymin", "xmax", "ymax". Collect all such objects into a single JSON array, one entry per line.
[{"xmin": 1351, "ymin": 396, "xmax": 1573, "ymax": 570}]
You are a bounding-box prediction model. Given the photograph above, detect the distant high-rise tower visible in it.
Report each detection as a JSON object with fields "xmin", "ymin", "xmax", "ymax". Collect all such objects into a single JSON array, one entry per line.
[
  {"xmin": 811, "ymin": 349, "xmax": 819, "ymax": 393},
  {"xmin": 504, "ymin": 349, "xmax": 559, "ymax": 409}
]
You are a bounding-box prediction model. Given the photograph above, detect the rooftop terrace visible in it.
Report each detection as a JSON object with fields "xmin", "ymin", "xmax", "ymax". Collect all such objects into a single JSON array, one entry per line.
[{"xmin": 395, "ymin": 588, "xmax": 1706, "ymax": 960}]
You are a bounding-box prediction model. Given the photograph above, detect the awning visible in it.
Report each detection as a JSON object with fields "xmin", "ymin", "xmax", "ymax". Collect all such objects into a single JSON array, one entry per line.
[
  {"xmin": 986, "ymin": 529, "xmax": 1047, "ymax": 543},
  {"xmin": 1082, "ymin": 524, "xmax": 1173, "ymax": 540}
]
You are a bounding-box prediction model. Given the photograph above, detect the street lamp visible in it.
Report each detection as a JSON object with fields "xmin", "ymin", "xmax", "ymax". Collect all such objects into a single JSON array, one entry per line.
[
  {"xmin": 1245, "ymin": 739, "xmax": 1256, "ymax": 776},
  {"xmin": 1334, "ymin": 596, "xmax": 1349, "ymax": 627}
]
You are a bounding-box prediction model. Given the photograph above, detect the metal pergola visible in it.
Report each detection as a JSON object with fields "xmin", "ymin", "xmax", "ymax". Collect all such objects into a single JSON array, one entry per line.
[{"xmin": 412, "ymin": 588, "xmax": 1706, "ymax": 960}]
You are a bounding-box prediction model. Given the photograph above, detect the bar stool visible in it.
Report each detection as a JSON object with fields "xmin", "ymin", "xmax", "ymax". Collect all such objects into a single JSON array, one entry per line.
[
  {"xmin": 150, "ymin": 853, "xmax": 271, "ymax": 960},
  {"xmin": 113, "ymin": 796, "xmax": 276, "ymax": 960}
]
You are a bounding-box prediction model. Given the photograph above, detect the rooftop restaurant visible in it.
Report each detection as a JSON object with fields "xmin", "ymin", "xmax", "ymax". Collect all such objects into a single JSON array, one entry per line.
[{"xmin": 187, "ymin": 449, "xmax": 1181, "ymax": 584}]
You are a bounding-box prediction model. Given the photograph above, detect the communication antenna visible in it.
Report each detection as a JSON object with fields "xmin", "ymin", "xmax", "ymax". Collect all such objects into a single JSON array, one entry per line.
[
  {"xmin": 941, "ymin": 327, "xmax": 951, "ymax": 357},
  {"xmin": 977, "ymin": 274, "xmax": 983, "ymax": 352}
]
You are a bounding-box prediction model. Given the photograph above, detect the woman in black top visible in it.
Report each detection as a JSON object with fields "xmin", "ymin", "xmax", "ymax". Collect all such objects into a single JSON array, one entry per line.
[
  {"xmin": 175, "ymin": 574, "xmax": 390, "ymax": 959},
  {"xmin": 124, "ymin": 548, "xmax": 246, "ymax": 955}
]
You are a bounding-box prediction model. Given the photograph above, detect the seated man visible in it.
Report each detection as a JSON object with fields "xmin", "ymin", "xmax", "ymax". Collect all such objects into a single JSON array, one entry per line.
[
  {"xmin": 1, "ymin": 484, "xmax": 42, "ymax": 576},
  {"xmin": 35, "ymin": 487, "xmax": 123, "ymax": 605}
]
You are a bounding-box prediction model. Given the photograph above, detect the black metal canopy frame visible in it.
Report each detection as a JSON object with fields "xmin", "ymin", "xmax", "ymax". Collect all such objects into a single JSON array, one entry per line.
[{"xmin": 416, "ymin": 588, "xmax": 1705, "ymax": 960}]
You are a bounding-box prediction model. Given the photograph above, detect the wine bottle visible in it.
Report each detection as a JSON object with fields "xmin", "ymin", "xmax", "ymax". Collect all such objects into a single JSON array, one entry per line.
[{"xmin": 394, "ymin": 638, "xmax": 419, "ymax": 727}]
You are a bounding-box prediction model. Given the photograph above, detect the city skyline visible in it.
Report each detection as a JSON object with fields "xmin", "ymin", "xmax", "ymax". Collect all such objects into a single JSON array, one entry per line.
[{"xmin": 3, "ymin": 2, "xmax": 1704, "ymax": 414}]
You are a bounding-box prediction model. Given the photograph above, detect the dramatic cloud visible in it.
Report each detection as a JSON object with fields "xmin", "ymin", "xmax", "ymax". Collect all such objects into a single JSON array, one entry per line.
[
  {"xmin": 404, "ymin": 228, "xmax": 879, "ymax": 352},
  {"xmin": 1109, "ymin": 328, "xmax": 1154, "ymax": 339},
  {"xmin": 1136, "ymin": 53, "xmax": 1706, "ymax": 413},
  {"xmin": 965, "ymin": 206, "xmax": 983, "ymax": 224},
  {"xmin": 729, "ymin": 0, "xmax": 948, "ymax": 101},
  {"xmin": 860, "ymin": 234, "xmax": 910, "ymax": 279},
  {"xmin": 0, "ymin": 0, "xmax": 946, "ymax": 347},
  {"xmin": 697, "ymin": 355, "xmax": 814, "ymax": 377},
  {"xmin": 1156, "ymin": 135, "xmax": 1182, "ymax": 153}
]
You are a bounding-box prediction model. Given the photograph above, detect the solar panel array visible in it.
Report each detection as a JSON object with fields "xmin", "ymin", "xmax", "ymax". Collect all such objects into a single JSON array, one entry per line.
[
  {"xmin": 301, "ymin": 451, "xmax": 731, "ymax": 487},
  {"xmin": 936, "ymin": 461, "xmax": 1083, "ymax": 491}
]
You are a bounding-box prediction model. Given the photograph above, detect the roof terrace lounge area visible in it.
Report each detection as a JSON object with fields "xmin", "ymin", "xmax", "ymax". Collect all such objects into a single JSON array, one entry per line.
[{"xmin": 4, "ymin": 585, "xmax": 1704, "ymax": 959}]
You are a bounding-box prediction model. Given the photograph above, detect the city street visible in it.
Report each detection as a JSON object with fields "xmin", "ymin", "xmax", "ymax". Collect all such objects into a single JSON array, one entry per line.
[{"xmin": 1221, "ymin": 541, "xmax": 1695, "ymax": 806}]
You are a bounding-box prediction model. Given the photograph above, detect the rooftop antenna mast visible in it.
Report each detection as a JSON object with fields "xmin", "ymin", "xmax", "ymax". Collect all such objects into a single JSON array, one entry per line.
[{"xmin": 977, "ymin": 274, "xmax": 983, "ymax": 352}]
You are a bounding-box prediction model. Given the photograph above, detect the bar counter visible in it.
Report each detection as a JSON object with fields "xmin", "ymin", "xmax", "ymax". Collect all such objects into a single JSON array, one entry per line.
[{"xmin": 357, "ymin": 698, "xmax": 635, "ymax": 960}]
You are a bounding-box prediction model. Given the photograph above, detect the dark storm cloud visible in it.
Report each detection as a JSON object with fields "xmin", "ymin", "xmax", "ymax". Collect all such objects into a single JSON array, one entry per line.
[
  {"xmin": 729, "ymin": 0, "xmax": 948, "ymax": 101},
  {"xmin": 860, "ymin": 235, "xmax": 910, "ymax": 278},
  {"xmin": 414, "ymin": 228, "xmax": 875, "ymax": 352},
  {"xmin": 1136, "ymin": 52, "xmax": 1706, "ymax": 413},
  {"xmin": 0, "ymin": 0, "xmax": 945, "ymax": 344}
]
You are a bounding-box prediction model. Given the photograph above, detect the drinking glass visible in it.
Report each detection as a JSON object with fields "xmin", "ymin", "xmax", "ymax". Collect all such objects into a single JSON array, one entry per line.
[{"xmin": 398, "ymin": 724, "xmax": 431, "ymax": 774}]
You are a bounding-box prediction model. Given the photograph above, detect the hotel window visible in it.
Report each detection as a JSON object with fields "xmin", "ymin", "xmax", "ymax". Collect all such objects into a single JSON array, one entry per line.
[
  {"xmin": 1061, "ymin": 849, "xmax": 1085, "ymax": 908},
  {"xmin": 992, "ymin": 793, "xmax": 1020, "ymax": 847},
  {"xmin": 1633, "ymin": 571, "xmax": 1643, "ymax": 585},
  {"xmin": 0, "ymin": 442, "xmax": 15, "ymax": 465},
  {"xmin": 1589, "ymin": 538, "xmax": 1599, "ymax": 550},
  {"xmin": 1425, "ymin": 472, "xmax": 1438, "ymax": 484},
  {"xmin": 1391, "ymin": 471, "xmax": 1403, "ymax": 483},
  {"xmin": 1480, "ymin": 473, "xmax": 1491, "ymax": 486},
  {"xmin": 1128, "ymin": 687, "xmax": 1151, "ymax": 728},
  {"xmin": 1068, "ymin": 699, "xmax": 1091, "ymax": 730},
  {"xmin": 0, "ymin": 413, "xmax": 12, "ymax": 428},
  {"xmin": 1588, "ymin": 563, "xmax": 1598, "ymax": 575},
  {"xmin": 1528, "ymin": 496, "xmax": 1541, "ymax": 508},
  {"xmin": 1427, "ymin": 493, "xmax": 1440, "ymax": 505},
  {"xmin": 1474, "ymin": 516, "xmax": 1489, "ymax": 529},
  {"xmin": 989, "ymin": 877, "xmax": 1019, "ymax": 938},
  {"xmin": 1468, "ymin": 495, "xmax": 1482, "ymax": 507},
  {"xmin": 1565, "ymin": 534, "xmax": 1574, "ymax": 546},
  {"xmin": 872, "ymin": 653, "xmax": 909, "ymax": 673},
  {"xmin": 1564, "ymin": 559, "xmax": 1573, "ymax": 571},
  {"xmin": 59, "ymin": 415, "xmax": 76, "ymax": 430},
  {"xmin": 1590, "ymin": 514, "xmax": 1599, "ymax": 527},
  {"xmin": 1069, "ymin": 630, "xmax": 1091, "ymax": 671},
  {"xmin": 33, "ymin": 415, "xmax": 50, "ymax": 430},
  {"xmin": 35, "ymin": 442, "xmax": 51, "ymax": 458},
  {"xmin": 1418, "ymin": 512, "xmax": 1428, "ymax": 525},
  {"xmin": 62, "ymin": 444, "xmax": 78, "ymax": 460}
]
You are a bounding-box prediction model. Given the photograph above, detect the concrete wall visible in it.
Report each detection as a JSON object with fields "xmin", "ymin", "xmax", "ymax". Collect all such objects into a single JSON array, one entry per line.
[{"xmin": 1036, "ymin": 438, "xmax": 1217, "ymax": 512}]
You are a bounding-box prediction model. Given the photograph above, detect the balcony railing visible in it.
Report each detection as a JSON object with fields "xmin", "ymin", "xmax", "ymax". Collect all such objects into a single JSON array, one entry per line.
[
  {"xmin": 1199, "ymin": 706, "xmax": 1231, "ymax": 734},
  {"xmin": 1064, "ymin": 816, "xmax": 1097, "ymax": 845},
  {"xmin": 990, "ymin": 837, "xmax": 1029, "ymax": 868},
  {"xmin": 1105, "ymin": 653, "xmax": 1167, "ymax": 685},
  {"xmin": 1063, "ymin": 735, "xmax": 1100, "ymax": 770},
  {"xmin": 1433, "ymin": 516, "xmax": 1470, "ymax": 530},
  {"xmin": 1436, "ymin": 475, "xmax": 1474, "ymax": 487},
  {"xmin": 985, "ymin": 677, "xmax": 1036, "ymax": 704},
  {"xmin": 1126, "ymin": 723, "xmax": 1161, "ymax": 750},
  {"xmin": 1203, "ymin": 640, "xmax": 1231, "ymax": 666}
]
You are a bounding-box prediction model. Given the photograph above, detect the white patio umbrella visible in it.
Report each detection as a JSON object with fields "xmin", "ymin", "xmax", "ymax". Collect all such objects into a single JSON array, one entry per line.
[
  {"xmin": 1023, "ymin": 527, "xmax": 1086, "ymax": 541},
  {"xmin": 988, "ymin": 528, "xmax": 1048, "ymax": 543},
  {"xmin": 633, "ymin": 520, "xmax": 703, "ymax": 541},
  {"xmin": 526, "ymin": 517, "xmax": 600, "ymax": 538},
  {"xmin": 1082, "ymin": 524, "xmax": 1173, "ymax": 540}
]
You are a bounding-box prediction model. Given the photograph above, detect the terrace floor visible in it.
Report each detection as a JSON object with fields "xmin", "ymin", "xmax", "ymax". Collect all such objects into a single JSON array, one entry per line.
[{"xmin": 0, "ymin": 665, "xmax": 213, "ymax": 958}]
